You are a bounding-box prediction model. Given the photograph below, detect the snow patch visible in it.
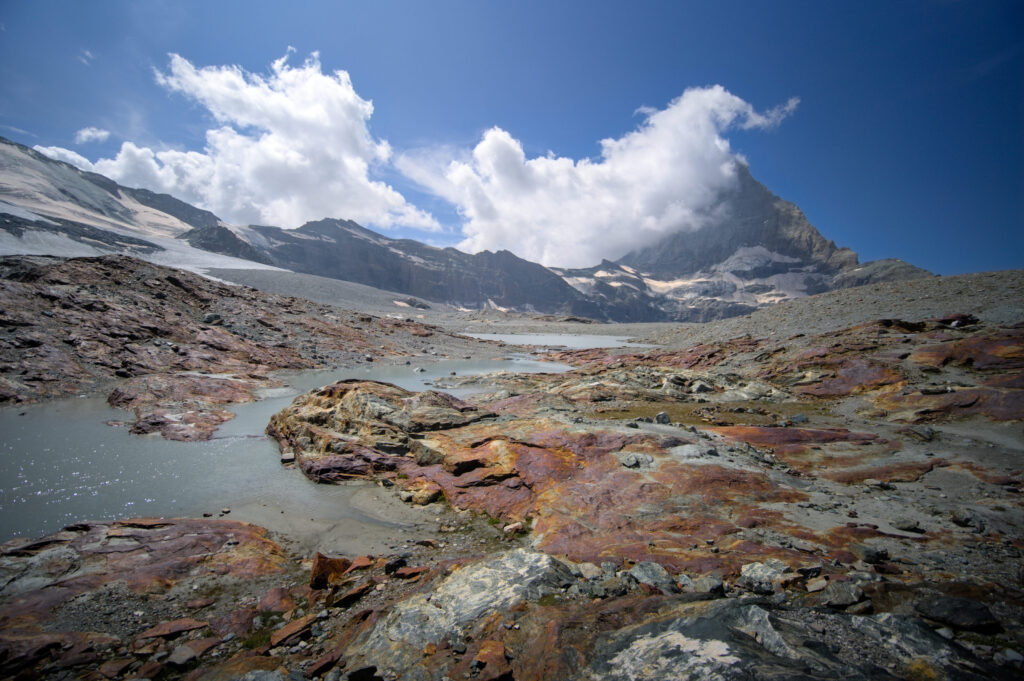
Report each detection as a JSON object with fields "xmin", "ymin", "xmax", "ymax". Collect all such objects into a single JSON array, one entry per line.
[{"xmin": 0, "ymin": 201, "xmax": 59, "ymax": 225}]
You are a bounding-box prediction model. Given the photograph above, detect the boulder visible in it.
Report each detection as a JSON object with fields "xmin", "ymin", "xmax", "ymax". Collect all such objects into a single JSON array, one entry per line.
[
  {"xmin": 628, "ymin": 562, "xmax": 680, "ymax": 594},
  {"xmin": 346, "ymin": 549, "xmax": 573, "ymax": 674},
  {"xmin": 737, "ymin": 560, "xmax": 787, "ymax": 595},
  {"xmin": 914, "ymin": 595, "xmax": 1001, "ymax": 633}
]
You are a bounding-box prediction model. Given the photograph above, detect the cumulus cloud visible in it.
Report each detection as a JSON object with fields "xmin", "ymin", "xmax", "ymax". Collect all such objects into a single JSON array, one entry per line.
[
  {"xmin": 33, "ymin": 145, "xmax": 94, "ymax": 168},
  {"xmin": 398, "ymin": 86, "xmax": 799, "ymax": 267},
  {"xmin": 38, "ymin": 52, "xmax": 438, "ymax": 231},
  {"xmin": 74, "ymin": 127, "xmax": 110, "ymax": 144}
]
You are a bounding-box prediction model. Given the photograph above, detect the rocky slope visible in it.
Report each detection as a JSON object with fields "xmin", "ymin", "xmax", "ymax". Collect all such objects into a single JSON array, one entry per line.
[
  {"xmin": 0, "ymin": 254, "xmax": 489, "ymax": 440},
  {"xmin": 223, "ymin": 219, "xmax": 595, "ymax": 314}
]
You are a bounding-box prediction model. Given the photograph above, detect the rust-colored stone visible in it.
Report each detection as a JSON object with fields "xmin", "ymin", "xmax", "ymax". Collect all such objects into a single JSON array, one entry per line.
[
  {"xmin": 310, "ymin": 552, "xmax": 352, "ymax": 590},
  {"xmin": 268, "ymin": 612, "xmax": 317, "ymax": 647},
  {"xmin": 258, "ymin": 586, "xmax": 296, "ymax": 613},
  {"xmin": 343, "ymin": 554, "xmax": 376, "ymax": 574},
  {"xmin": 394, "ymin": 566, "xmax": 430, "ymax": 580},
  {"xmin": 473, "ymin": 640, "xmax": 513, "ymax": 681},
  {"xmin": 332, "ymin": 581, "xmax": 374, "ymax": 608}
]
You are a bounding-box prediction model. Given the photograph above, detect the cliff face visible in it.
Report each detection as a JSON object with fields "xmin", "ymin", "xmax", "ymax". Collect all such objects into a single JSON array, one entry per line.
[
  {"xmin": 619, "ymin": 164, "xmax": 857, "ymax": 277},
  {"xmin": 552, "ymin": 163, "xmax": 932, "ymax": 321},
  {"xmin": 234, "ymin": 218, "xmax": 593, "ymax": 314}
]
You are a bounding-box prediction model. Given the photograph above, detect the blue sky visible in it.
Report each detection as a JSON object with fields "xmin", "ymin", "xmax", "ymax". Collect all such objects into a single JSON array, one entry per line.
[{"xmin": 0, "ymin": 1, "xmax": 1021, "ymax": 273}]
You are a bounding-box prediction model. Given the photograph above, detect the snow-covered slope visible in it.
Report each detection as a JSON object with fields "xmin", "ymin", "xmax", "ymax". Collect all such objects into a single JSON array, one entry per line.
[{"xmin": 0, "ymin": 138, "xmax": 282, "ymax": 275}]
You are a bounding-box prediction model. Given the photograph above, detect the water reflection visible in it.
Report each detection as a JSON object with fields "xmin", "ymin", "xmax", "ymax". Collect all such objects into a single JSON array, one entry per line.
[{"xmin": 0, "ymin": 355, "xmax": 569, "ymax": 542}]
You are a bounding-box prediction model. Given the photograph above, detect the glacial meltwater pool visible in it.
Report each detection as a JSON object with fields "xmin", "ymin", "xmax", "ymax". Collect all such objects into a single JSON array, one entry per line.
[
  {"xmin": 0, "ymin": 355, "xmax": 569, "ymax": 545},
  {"xmin": 466, "ymin": 332, "xmax": 651, "ymax": 349}
]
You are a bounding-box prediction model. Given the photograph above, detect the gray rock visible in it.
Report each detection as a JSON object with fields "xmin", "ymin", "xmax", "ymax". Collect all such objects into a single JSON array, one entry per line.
[
  {"xmin": 692, "ymin": 574, "xmax": 724, "ymax": 595},
  {"xmin": 628, "ymin": 562, "xmax": 679, "ymax": 594},
  {"xmin": 737, "ymin": 560, "xmax": 788, "ymax": 595},
  {"xmin": 238, "ymin": 672, "xmax": 288, "ymax": 681},
  {"xmin": 892, "ymin": 516, "xmax": 923, "ymax": 533},
  {"xmin": 654, "ymin": 411, "xmax": 671, "ymax": 424},
  {"xmin": 582, "ymin": 598, "xmax": 991, "ymax": 681},
  {"xmin": 690, "ymin": 380, "xmax": 714, "ymax": 394},
  {"xmin": 854, "ymin": 544, "xmax": 888, "ymax": 564},
  {"xmin": 166, "ymin": 644, "xmax": 197, "ymax": 666},
  {"xmin": 820, "ymin": 581, "xmax": 864, "ymax": 608},
  {"xmin": 914, "ymin": 595, "xmax": 1001, "ymax": 632},
  {"xmin": 348, "ymin": 549, "xmax": 574, "ymax": 674},
  {"xmin": 618, "ymin": 452, "xmax": 654, "ymax": 468}
]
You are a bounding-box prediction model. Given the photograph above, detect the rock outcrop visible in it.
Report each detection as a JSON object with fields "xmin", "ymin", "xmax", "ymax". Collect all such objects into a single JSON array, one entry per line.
[
  {"xmin": 260, "ymin": 309, "xmax": 1023, "ymax": 679},
  {"xmin": 0, "ymin": 254, "xmax": 487, "ymax": 439}
]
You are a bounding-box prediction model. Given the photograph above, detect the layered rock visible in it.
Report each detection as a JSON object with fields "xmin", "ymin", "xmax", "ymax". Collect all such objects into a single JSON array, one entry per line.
[
  {"xmin": 0, "ymin": 254, "xmax": 486, "ymax": 439},
  {"xmin": 262, "ymin": 309, "xmax": 1023, "ymax": 679},
  {"xmin": 0, "ymin": 518, "xmax": 292, "ymax": 678}
]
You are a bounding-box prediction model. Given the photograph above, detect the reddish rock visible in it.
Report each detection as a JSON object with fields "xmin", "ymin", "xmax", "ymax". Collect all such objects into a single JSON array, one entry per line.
[
  {"xmin": 98, "ymin": 658, "xmax": 135, "ymax": 678},
  {"xmin": 258, "ymin": 586, "xmax": 296, "ymax": 613},
  {"xmin": 210, "ymin": 609, "xmax": 258, "ymax": 638},
  {"xmin": 136, "ymin": 659, "xmax": 164, "ymax": 679},
  {"xmin": 0, "ymin": 631, "xmax": 65, "ymax": 676},
  {"xmin": 333, "ymin": 581, "xmax": 374, "ymax": 608},
  {"xmin": 472, "ymin": 640, "xmax": 513, "ymax": 681},
  {"xmin": 343, "ymin": 554, "xmax": 376, "ymax": 574},
  {"xmin": 310, "ymin": 552, "xmax": 353, "ymax": 590},
  {"xmin": 793, "ymin": 359, "xmax": 903, "ymax": 397},
  {"xmin": 136, "ymin": 617, "xmax": 208, "ymax": 640},
  {"xmin": 307, "ymin": 644, "xmax": 346, "ymax": 677},
  {"xmin": 268, "ymin": 612, "xmax": 318, "ymax": 647},
  {"xmin": 394, "ymin": 566, "xmax": 430, "ymax": 580},
  {"xmin": 910, "ymin": 330, "xmax": 1024, "ymax": 370}
]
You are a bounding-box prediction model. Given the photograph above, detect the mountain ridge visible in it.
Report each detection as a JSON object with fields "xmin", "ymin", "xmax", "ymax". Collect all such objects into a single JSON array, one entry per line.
[{"xmin": 0, "ymin": 135, "xmax": 931, "ymax": 321}]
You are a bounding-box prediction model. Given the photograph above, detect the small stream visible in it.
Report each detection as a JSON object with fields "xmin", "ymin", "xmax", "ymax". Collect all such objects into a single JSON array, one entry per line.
[{"xmin": 0, "ymin": 354, "xmax": 572, "ymax": 543}]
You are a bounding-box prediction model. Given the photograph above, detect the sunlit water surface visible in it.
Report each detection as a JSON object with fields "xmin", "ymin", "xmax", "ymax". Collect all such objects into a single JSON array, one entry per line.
[{"xmin": 0, "ymin": 355, "xmax": 569, "ymax": 542}]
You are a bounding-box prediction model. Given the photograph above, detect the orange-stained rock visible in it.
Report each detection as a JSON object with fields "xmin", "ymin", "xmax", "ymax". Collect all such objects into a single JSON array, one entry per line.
[
  {"xmin": 873, "ymin": 386, "xmax": 1024, "ymax": 422},
  {"xmin": 310, "ymin": 552, "xmax": 352, "ymax": 590},
  {"xmin": 910, "ymin": 330, "xmax": 1024, "ymax": 370},
  {"xmin": 473, "ymin": 639, "xmax": 513, "ymax": 681},
  {"xmin": 268, "ymin": 612, "xmax": 317, "ymax": 647},
  {"xmin": 394, "ymin": 566, "xmax": 430, "ymax": 580},
  {"xmin": 333, "ymin": 581, "xmax": 374, "ymax": 608},
  {"xmin": 344, "ymin": 555, "xmax": 376, "ymax": 574},
  {"xmin": 258, "ymin": 586, "xmax": 296, "ymax": 613}
]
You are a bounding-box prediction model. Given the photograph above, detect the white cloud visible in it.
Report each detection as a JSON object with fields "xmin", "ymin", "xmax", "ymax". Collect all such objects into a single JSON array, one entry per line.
[
  {"xmin": 74, "ymin": 127, "xmax": 110, "ymax": 144},
  {"xmin": 77, "ymin": 50, "xmax": 94, "ymax": 66},
  {"xmin": 398, "ymin": 86, "xmax": 799, "ymax": 268},
  {"xmin": 39, "ymin": 52, "xmax": 438, "ymax": 231},
  {"xmin": 33, "ymin": 145, "xmax": 94, "ymax": 169}
]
